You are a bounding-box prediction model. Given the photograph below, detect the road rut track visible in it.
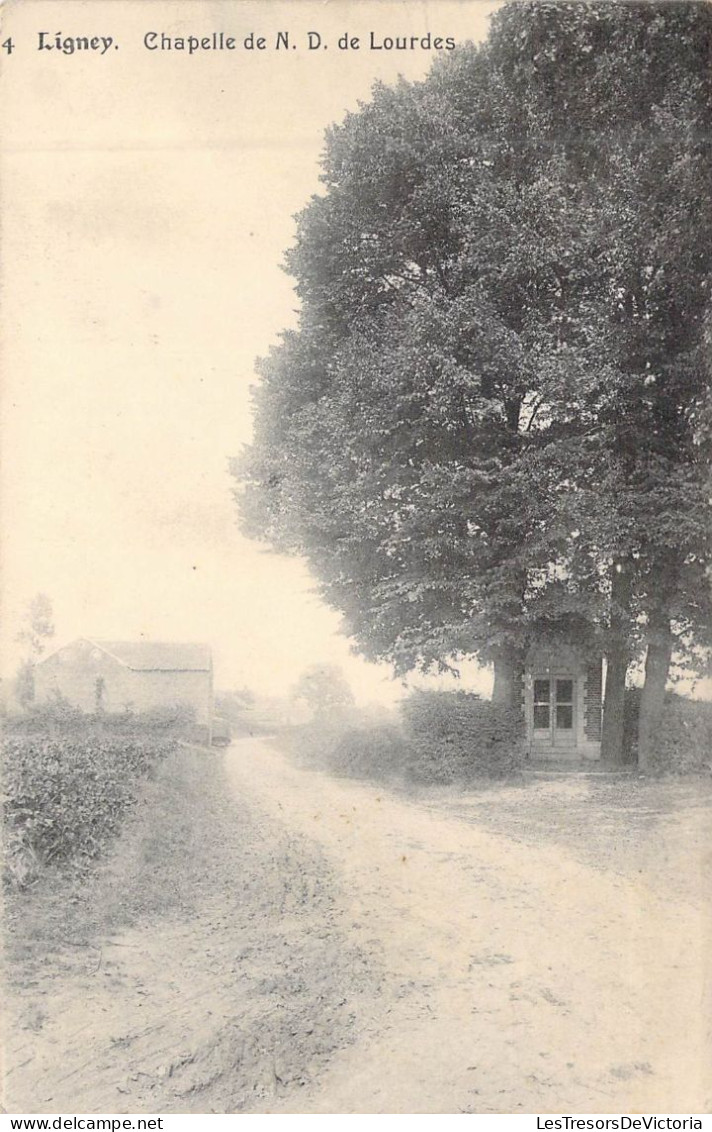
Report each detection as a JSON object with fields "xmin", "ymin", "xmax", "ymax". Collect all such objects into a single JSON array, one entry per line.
[
  {"xmin": 4, "ymin": 744, "xmax": 379, "ymax": 1114},
  {"xmin": 227, "ymin": 737, "xmax": 712, "ymax": 1114}
]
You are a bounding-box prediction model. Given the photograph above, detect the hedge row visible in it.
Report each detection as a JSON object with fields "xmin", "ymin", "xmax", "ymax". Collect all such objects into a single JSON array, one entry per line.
[
  {"xmin": 624, "ymin": 690, "xmax": 712, "ymax": 774},
  {"xmin": 8, "ymin": 699, "xmax": 195, "ymax": 735},
  {"xmin": 400, "ymin": 690, "xmax": 524, "ymax": 781},
  {"xmin": 296, "ymin": 690, "xmax": 524, "ymax": 786},
  {"xmin": 286, "ymin": 687, "xmax": 711, "ymax": 784}
]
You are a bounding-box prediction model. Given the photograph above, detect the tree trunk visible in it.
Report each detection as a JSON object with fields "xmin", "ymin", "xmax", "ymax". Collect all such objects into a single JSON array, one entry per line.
[
  {"xmin": 600, "ymin": 649, "xmax": 628, "ymax": 764},
  {"xmin": 637, "ymin": 611, "xmax": 673, "ymax": 772},
  {"xmin": 492, "ymin": 646, "xmax": 524, "ymax": 709},
  {"xmin": 600, "ymin": 562, "xmax": 632, "ymax": 764}
]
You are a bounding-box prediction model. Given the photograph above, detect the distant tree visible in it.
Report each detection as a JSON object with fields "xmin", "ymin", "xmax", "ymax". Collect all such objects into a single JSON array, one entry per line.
[
  {"xmin": 231, "ymin": 686, "xmax": 255, "ymax": 709},
  {"xmin": 14, "ymin": 593, "xmax": 55, "ymax": 707},
  {"xmin": 214, "ymin": 686, "xmax": 256, "ymax": 724},
  {"xmin": 16, "ymin": 593, "xmax": 55, "ymax": 659},
  {"xmin": 292, "ymin": 665, "xmax": 355, "ymax": 720}
]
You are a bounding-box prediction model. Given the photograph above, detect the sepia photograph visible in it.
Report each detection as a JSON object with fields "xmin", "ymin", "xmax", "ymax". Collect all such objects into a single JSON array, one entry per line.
[{"xmin": 1, "ymin": 0, "xmax": 711, "ymax": 1117}]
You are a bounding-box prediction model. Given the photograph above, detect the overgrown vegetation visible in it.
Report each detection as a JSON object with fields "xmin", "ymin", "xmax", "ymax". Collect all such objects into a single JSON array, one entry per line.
[
  {"xmin": 624, "ymin": 690, "xmax": 712, "ymax": 775},
  {"xmin": 284, "ymin": 687, "xmax": 711, "ymax": 783},
  {"xmin": 2, "ymin": 705, "xmax": 180, "ymax": 891},
  {"xmin": 282, "ymin": 691, "xmax": 524, "ymax": 786},
  {"xmin": 401, "ymin": 690, "xmax": 524, "ymax": 780}
]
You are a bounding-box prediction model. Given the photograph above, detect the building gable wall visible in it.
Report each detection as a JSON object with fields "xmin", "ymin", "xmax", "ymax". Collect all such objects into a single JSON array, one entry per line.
[
  {"xmin": 34, "ymin": 639, "xmax": 212, "ymax": 725},
  {"xmin": 35, "ymin": 640, "xmax": 128, "ymax": 713}
]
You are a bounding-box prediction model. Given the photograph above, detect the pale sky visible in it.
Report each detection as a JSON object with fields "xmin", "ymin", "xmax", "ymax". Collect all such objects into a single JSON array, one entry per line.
[{"xmin": 0, "ymin": 0, "xmax": 501, "ymax": 701}]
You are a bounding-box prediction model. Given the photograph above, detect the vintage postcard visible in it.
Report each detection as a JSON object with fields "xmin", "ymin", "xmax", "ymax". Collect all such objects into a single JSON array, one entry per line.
[{"xmin": 1, "ymin": 0, "xmax": 710, "ymax": 1118}]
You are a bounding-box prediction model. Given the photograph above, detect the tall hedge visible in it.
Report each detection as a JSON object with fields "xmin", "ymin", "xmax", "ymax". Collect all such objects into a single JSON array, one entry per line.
[
  {"xmin": 400, "ymin": 690, "xmax": 524, "ymax": 782},
  {"xmin": 648, "ymin": 694, "xmax": 712, "ymax": 775}
]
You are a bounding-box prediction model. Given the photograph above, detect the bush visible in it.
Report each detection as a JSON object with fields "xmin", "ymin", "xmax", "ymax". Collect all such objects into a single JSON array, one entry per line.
[
  {"xmin": 7, "ymin": 697, "xmax": 196, "ymax": 733},
  {"xmin": 400, "ymin": 690, "xmax": 524, "ymax": 782},
  {"xmin": 621, "ymin": 688, "xmax": 711, "ymax": 773},
  {"xmin": 7, "ymin": 694, "xmax": 86, "ymax": 733},
  {"xmin": 648, "ymin": 693, "xmax": 712, "ymax": 775},
  {"xmin": 280, "ymin": 692, "xmax": 524, "ymax": 786},
  {"xmin": 2, "ymin": 726, "xmax": 173, "ymax": 890},
  {"xmin": 327, "ymin": 725, "xmax": 411, "ymax": 781},
  {"xmin": 97, "ymin": 703, "xmax": 196, "ymax": 733}
]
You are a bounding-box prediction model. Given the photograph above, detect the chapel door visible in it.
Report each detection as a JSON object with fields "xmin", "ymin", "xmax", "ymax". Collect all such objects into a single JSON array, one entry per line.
[
  {"xmin": 532, "ymin": 676, "xmax": 576, "ymax": 749},
  {"xmin": 552, "ymin": 677, "xmax": 575, "ymax": 746}
]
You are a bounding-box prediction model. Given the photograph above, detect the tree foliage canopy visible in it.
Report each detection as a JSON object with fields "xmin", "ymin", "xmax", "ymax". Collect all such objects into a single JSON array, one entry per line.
[{"xmin": 235, "ymin": 1, "xmax": 712, "ymax": 684}]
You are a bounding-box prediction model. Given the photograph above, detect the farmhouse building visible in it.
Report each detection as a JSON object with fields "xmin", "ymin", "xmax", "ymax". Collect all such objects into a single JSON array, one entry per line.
[
  {"xmin": 523, "ymin": 642, "xmax": 603, "ymax": 761},
  {"xmin": 34, "ymin": 638, "xmax": 213, "ymax": 737}
]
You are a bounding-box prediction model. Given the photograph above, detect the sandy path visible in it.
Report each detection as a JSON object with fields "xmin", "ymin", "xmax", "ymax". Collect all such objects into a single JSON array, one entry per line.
[
  {"xmin": 3, "ymin": 746, "xmax": 371, "ymax": 1114},
  {"xmin": 227, "ymin": 738, "xmax": 712, "ymax": 1114}
]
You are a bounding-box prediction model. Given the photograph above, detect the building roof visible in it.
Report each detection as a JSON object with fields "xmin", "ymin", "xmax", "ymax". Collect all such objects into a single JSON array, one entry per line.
[{"xmin": 88, "ymin": 639, "xmax": 212, "ymax": 672}]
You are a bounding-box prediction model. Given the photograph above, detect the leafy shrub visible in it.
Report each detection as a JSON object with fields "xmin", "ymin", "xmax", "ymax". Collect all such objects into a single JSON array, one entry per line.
[
  {"xmin": 281, "ymin": 692, "xmax": 524, "ymax": 786},
  {"xmin": 2, "ymin": 728, "xmax": 173, "ymax": 890},
  {"xmin": 8, "ymin": 699, "xmax": 195, "ymax": 736},
  {"xmin": 97, "ymin": 703, "xmax": 196, "ymax": 733},
  {"xmin": 621, "ymin": 688, "xmax": 711, "ymax": 773},
  {"xmin": 7, "ymin": 694, "xmax": 86, "ymax": 733},
  {"xmin": 648, "ymin": 693, "xmax": 712, "ymax": 775},
  {"xmin": 400, "ymin": 690, "xmax": 524, "ymax": 782},
  {"xmin": 327, "ymin": 725, "xmax": 411, "ymax": 780},
  {"xmin": 277, "ymin": 721, "xmax": 414, "ymax": 783}
]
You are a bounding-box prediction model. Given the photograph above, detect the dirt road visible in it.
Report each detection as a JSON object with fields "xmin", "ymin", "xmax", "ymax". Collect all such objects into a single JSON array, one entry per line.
[
  {"xmin": 5, "ymin": 737, "xmax": 711, "ymax": 1114},
  {"xmin": 226, "ymin": 738, "xmax": 712, "ymax": 1114},
  {"xmin": 4, "ymin": 744, "xmax": 374, "ymax": 1114}
]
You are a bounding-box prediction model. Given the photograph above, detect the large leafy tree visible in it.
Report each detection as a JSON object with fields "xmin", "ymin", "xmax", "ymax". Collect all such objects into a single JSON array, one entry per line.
[
  {"xmin": 236, "ymin": 0, "xmax": 712, "ymax": 764},
  {"xmin": 239, "ymin": 33, "xmax": 604, "ymax": 695},
  {"xmin": 482, "ymin": 1, "xmax": 712, "ymax": 761}
]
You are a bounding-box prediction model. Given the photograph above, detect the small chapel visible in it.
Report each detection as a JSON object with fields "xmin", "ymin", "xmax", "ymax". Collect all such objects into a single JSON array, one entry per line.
[{"xmin": 522, "ymin": 642, "xmax": 603, "ymax": 761}]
